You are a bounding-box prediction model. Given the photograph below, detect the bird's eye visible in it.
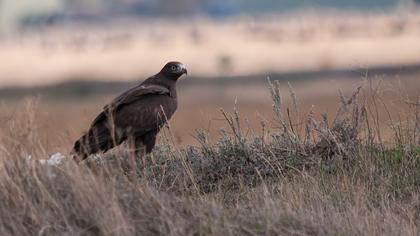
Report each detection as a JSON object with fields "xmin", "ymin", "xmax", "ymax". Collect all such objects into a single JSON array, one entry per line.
[{"xmin": 171, "ymin": 65, "xmax": 177, "ymax": 71}]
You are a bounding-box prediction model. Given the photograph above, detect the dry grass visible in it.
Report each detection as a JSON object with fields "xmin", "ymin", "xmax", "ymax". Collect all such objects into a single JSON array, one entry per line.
[{"xmin": 0, "ymin": 76, "xmax": 419, "ymax": 235}]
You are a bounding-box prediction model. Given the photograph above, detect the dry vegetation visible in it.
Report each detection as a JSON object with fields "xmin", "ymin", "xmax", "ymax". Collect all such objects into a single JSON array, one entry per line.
[{"xmin": 0, "ymin": 78, "xmax": 419, "ymax": 235}]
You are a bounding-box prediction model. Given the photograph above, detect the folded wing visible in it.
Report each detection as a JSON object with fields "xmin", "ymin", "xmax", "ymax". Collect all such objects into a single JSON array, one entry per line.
[{"xmin": 73, "ymin": 84, "xmax": 171, "ymax": 160}]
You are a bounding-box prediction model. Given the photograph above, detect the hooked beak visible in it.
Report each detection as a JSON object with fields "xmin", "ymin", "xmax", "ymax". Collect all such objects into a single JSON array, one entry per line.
[{"xmin": 179, "ymin": 64, "xmax": 187, "ymax": 76}]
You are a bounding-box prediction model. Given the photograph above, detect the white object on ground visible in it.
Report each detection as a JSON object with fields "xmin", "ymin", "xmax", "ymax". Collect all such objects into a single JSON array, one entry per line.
[{"xmin": 26, "ymin": 152, "xmax": 67, "ymax": 166}]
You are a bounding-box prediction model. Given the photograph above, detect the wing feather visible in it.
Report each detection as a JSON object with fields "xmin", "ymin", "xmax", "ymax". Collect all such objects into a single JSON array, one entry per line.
[{"xmin": 90, "ymin": 84, "xmax": 170, "ymax": 127}]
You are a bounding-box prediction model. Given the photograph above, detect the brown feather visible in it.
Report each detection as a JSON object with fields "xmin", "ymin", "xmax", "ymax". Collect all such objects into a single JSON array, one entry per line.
[{"xmin": 72, "ymin": 62, "xmax": 186, "ymax": 161}]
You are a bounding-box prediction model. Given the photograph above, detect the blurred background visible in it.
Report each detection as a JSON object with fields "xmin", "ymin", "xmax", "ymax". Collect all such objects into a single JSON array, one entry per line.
[{"xmin": 1, "ymin": 0, "xmax": 420, "ymax": 152}]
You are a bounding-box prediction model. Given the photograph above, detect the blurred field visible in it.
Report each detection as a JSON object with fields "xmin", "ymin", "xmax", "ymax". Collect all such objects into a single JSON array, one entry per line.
[{"xmin": 1, "ymin": 11, "xmax": 420, "ymax": 86}]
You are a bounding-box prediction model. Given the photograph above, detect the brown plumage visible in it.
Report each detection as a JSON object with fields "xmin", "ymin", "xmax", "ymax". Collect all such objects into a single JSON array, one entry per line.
[{"xmin": 72, "ymin": 61, "xmax": 187, "ymax": 161}]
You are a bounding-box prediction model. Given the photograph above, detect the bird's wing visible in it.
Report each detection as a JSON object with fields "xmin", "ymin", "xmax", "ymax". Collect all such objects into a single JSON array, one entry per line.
[
  {"xmin": 106, "ymin": 84, "xmax": 170, "ymax": 110},
  {"xmin": 90, "ymin": 84, "xmax": 170, "ymax": 127}
]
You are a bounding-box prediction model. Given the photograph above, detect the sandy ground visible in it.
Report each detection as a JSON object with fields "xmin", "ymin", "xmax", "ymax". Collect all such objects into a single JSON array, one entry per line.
[{"xmin": 1, "ymin": 11, "xmax": 420, "ymax": 87}]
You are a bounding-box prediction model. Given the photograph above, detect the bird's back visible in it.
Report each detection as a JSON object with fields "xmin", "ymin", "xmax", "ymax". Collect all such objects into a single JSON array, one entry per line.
[{"xmin": 114, "ymin": 91, "xmax": 177, "ymax": 135}]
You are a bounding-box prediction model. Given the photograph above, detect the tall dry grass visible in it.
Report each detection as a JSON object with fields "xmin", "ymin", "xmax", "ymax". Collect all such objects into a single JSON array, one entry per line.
[{"xmin": 0, "ymin": 80, "xmax": 419, "ymax": 235}]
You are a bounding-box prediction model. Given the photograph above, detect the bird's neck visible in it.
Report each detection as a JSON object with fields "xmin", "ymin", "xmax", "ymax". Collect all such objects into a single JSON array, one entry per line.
[{"xmin": 145, "ymin": 75, "xmax": 178, "ymax": 97}]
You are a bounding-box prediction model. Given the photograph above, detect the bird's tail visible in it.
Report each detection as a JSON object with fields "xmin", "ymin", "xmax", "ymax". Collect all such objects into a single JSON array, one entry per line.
[
  {"xmin": 71, "ymin": 132, "xmax": 94, "ymax": 162},
  {"xmin": 71, "ymin": 121, "xmax": 128, "ymax": 163},
  {"xmin": 71, "ymin": 125, "xmax": 114, "ymax": 162}
]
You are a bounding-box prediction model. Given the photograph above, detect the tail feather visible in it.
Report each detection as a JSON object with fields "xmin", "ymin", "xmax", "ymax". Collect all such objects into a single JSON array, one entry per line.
[{"xmin": 72, "ymin": 123, "xmax": 122, "ymax": 162}]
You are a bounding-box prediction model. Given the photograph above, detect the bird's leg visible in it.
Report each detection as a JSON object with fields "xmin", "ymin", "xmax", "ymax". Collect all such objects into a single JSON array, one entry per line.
[
  {"xmin": 134, "ymin": 137, "xmax": 148, "ymax": 169},
  {"xmin": 126, "ymin": 136, "xmax": 141, "ymax": 179},
  {"xmin": 142, "ymin": 130, "xmax": 157, "ymax": 165},
  {"xmin": 136, "ymin": 147, "xmax": 147, "ymax": 170}
]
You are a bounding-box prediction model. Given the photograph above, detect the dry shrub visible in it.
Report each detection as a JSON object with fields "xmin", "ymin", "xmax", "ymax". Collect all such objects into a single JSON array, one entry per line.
[{"xmin": 0, "ymin": 80, "xmax": 419, "ymax": 235}]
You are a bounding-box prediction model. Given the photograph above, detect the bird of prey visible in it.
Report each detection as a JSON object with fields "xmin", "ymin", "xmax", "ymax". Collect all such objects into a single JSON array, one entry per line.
[{"xmin": 71, "ymin": 61, "xmax": 187, "ymax": 162}]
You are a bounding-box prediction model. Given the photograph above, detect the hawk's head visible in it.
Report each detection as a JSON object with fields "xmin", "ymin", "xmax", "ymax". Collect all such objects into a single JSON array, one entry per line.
[{"xmin": 160, "ymin": 61, "xmax": 188, "ymax": 79}]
